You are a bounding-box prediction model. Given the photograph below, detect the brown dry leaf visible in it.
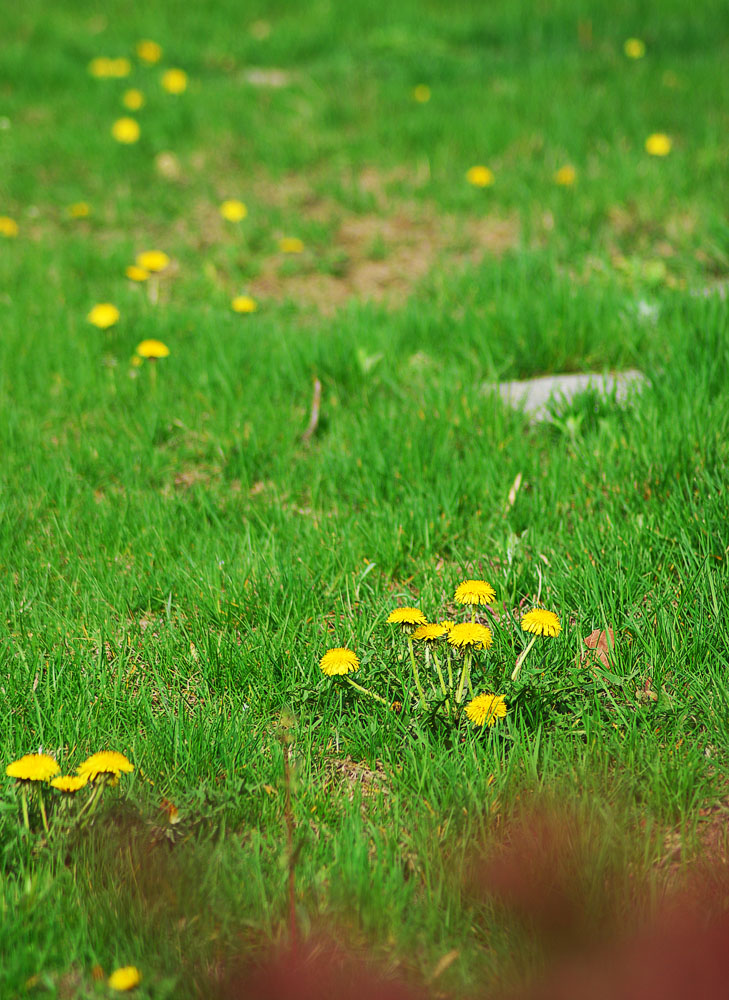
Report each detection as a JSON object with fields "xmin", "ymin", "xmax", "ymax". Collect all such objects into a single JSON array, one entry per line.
[{"xmin": 582, "ymin": 627, "xmax": 615, "ymax": 669}]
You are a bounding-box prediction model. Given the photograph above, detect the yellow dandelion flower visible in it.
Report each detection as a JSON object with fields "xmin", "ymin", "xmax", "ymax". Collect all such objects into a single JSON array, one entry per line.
[
  {"xmin": 554, "ymin": 165, "xmax": 577, "ymax": 186},
  {"xmin": 439, "ymin": 619, "xmax": 456, "ymax": 631},
  {"xmin": 109, "ymin": 58, "xmax": 131, "ymax": 78},
  {"xmin": 412, "ymin": 84, "xmax": 431, "ymax": 103},
  {"xmin": 122, "ymin": 89, "xmax": 145, "ymax": 111},
  {"xmin": 111, "ymin": 117, "xmax": 140, "ymax": 144},
  {"xmin": 135, "ymin": 250, "xmax": 169, "ymax": 272},
  {"xmin": 87, "ymin": 303, "xmax": 120, "ymax": 329},
  {"xmin": 645, "ymin": 133, "xmax": 671, "ymax": 156},
  {"xmin": 108, "ymin": 966, "xmax": 142, "ymax": 992},
  {"xmin": 454, "ymin": 580, "xmax": 496, "ymax": 606},
  {"xmin": 386, "ymin": 607, "xmax": 427, "ymax": 628},
  {"xmin": 88, "ymin": 57, "xmax": 113, "ymax": 78},
  {"xmin": 447, "ymin": 622, "xmax": 493, "ymax": 651},
  {"xmin": 411, "ymin": 623, "xmax": 448, "ymax": 642},
  {"xmin": 231, "ymin": 295, "xmax": 257, "ymax": 313},
  {"xmin": 220, "ymin": 199, "xmax": 248, "ymax": 222},
  {"xmin": 319, "ymin": 647, "xmax": 360, "ymax": 676},
  {"xmin": 465, "ymin": 693, "xmax": 507, "ymax": 727},
  {"xmin": 77, "ymin": 751, "xmax": 134, "ymax": 782},
  {"xmin": 0, "ymin": 216, "xmax": 19, "ymax": 237},
  {"xmin": 68, "ymin": 202, "xmax": 91, "ymax": 218},
  {"xmin": 161, "ymin": 68, "xmax": 188, "ymax": 94},
  {"xmin": 137, "ymin": 39, "xmax": 162, "ymax": 63},
  {"xmin": 279, "ymin": 236, "xmax": 304, "ymax": 254},
  {"xmin": 125, "ymin": 265, "xmax": 149, "ymax": 282},
  {"xmin": 51, "ymin": 775, "xmax": 88, "ymax": 793},
  {"xmin": 135, "ymin": 339, "xmax": 170, "ymax": 359},
  {"xmin": 6, "ymin": 753, "xmax": 60, "ymax": 782},
  {"xmin": 520, "ymin": 608, "xmax": 561, "ymax": 637},
  {"xmin": 466, "ymin": 165, "xmax": 494, "ymax": 188},
  {"xmin": 624, "ymin": 38, "xmax": 646, "ymax": 59}
]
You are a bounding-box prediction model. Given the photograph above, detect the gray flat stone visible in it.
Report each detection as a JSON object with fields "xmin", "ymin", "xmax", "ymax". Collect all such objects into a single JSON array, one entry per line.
[{"xmin": 484, "ymin": 369, "xmax": 647, "ymax": 423}]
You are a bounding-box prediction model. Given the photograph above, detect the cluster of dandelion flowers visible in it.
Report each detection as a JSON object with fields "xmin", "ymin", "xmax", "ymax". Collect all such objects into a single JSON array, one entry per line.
[
  {"xmin": 455, "ymin": 579, "xmax": 496, "ymax": 606},
  {"xmin": 88, "ymin": 303, "xmax": 120, "ymax": 329},
  {"xmin": 108, "ymin": 966, "xmax": 142, "ymax": 992},
  {"xmin": 77, "ymin": 751, "xmax": 133, "ymax": 782},
  {"xmin": 161, "ymin": 68, "xmax": 188, "ymax": 94},
  {"xmin": 112, "ymin": 117, "xmax": 140, "ymax": 144},
  {"xmin": 521, "ymin": 608, "xmax": 562, "ymax": 638},
  {"xmin": 465, "ymin": 693, "xmax": 507, "ymax": 727},
  {"xmin": 411, "ymin": 623, "xmax": 449, "ymax": 643},
  {"xmin": 320, "ymin": 647, "xmax": 359, "ymax": 677},
  {"xmin": 232, "ymin": 295, "xmax": 257, "ymax": 314},
  {"xmin": 447, "ymin": 622, "xmax": 493, "ymax": 651},
  {"xmin": 89, "ymin": 57, "xmax": 131, "ymax": 78},
  {"xmin": 466, "ymin": 165, "xmax": 494, "ymax": 188},
  {"xmin": 220, "ymin": 199, "xmax": 248, "ymax": 222},
  {"xmin": 6, "ymin": 753, "xmax": 60, "ymax": 782}
]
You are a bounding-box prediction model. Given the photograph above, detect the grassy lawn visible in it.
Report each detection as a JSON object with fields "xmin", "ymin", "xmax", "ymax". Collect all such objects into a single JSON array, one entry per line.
[{"xmin": 2, "ymin": 0, "xmax": 729, "ymax": 996}]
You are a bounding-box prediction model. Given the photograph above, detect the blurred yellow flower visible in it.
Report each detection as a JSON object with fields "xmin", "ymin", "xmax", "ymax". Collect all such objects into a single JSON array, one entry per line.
[
  {"xmin": 220, "ymin": 199, "xmax": 248, "ymax": 222},
  {"xmin": 87, "ymin": 304, "xmax": 120, "ymax": 329},
  {"xmin": 137, "ymin": 39, "xmax": 162, "ymax": 63},
  {"xmin": 135, "ymin": 339, "xmax": 170, "ymax": 359},
  {"xmin": 135, "ymin": 250, "xmax": 169, "ymax": 272},
  {"xmin": 413, "ymin": 84, "xmax": 431, "ymax": 103},
  {"xmin": 51, "ymin": 775, "xmax": 88, "ymax": 793},
  {"xmin": 161, "ymin": 68, "xmax": 188, "ymax": 94},
  {"xmin": 554, "ymin": 164, "xmax": 577, "ymax": 186},
  {"xmin": 6, "ymin": 753, "xmax": 60, "ymax": 782},
  {"xmin": 111, "ymin": 118, "xmax": 140, "ymax": 144},
  {"xmin": 88, "ymin": 57, "xmax": 131, "ymax": 79},
  {"xmin": 0, "ymin": 216, "xmax": 19, "ymax": 237},
  {"xmin": 279, "ymin": 237, "xmax": 304, "ymax": 254},
  {"xmin": 231, "ymin": 295, "xmax": 258, "ymax": 313},
  {"xmin": 122, "ymin": 89, "xmax": 145, "ymax": 111},
  {"xmin": 645, "ymin": 133, "xmax": 671, "ymax": 156},
  {"xmin": 125, "ymin": 265, "xmax": 149, "ymax": 282},
  {"xmin": 466, "ymin": 165, "xmax": 494, "ymax": 188},
  {"xmin": 68, "ymin": 202, "xmax": 91, "ymax": 218},
  {"xmin": 108, "ymin": 966, "xmax": 142, "ymax": 992},
  {"xmin": 624, "ymin": 38, "xmax": 646, "ymax": 59}
]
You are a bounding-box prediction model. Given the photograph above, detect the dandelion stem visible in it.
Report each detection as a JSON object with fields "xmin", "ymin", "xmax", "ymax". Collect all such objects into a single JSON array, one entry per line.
[
  {"xmin": 38, "ymin": 792, "xmax": 50, "ymax": 838},
  {"xmin": 408, "ymin": 636, "xmax": 428, "ymax": 709},
  {"xmin": 430, "ymin": 649, "xmax": 448, "ymax": 700},
  {"xmin": 20, "ymin": 787, "xmax": 29, "ymax": 831},
  {"xmin": 345, "ymin": 677, "xmax": 389, "ymax": 706},
  {"xmin": 512, "ymin": 634, "xmax": 538, "ymax": 681},
  {"xmin": 455, "ymin": 650, "xmax": 472, "ymax": 705}
]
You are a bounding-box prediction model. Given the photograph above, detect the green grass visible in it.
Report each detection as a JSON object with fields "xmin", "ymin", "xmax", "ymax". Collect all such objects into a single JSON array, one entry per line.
[{"xmin": 2, "ymin": 0, "xmax": 729, "ymax": 996}]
